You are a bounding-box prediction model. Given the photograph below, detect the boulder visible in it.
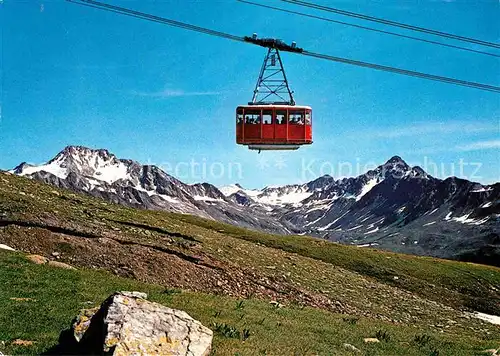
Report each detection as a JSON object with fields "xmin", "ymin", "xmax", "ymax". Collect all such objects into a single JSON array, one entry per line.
[
  {"xmin": 0, "ymin": 244, "xmax": 15, "ymax": 251},
  {"xmin": 11, "ymin": 339, "xmax": 34, "ymax": 346},
  {"xmin": 73, "ymin": 307, "xmax": 99, "ymax": 342},
  {"xmin": 62, "ymin": 291, "xmax": 212, "ymax": 356},
  {"xmin": 47, "ymin": 261, "xmax": 76, "ymax": 270},
  {"xmin": 481, "ymin": 349, "xmax": 499, "ymax": 356},
  {"xmin": 26, "ymin": 254, "xmax": 48, "ymax": 264},
  {"xmin": 343, "ymin": 343, "xmax": 361, "ymax": 353}
]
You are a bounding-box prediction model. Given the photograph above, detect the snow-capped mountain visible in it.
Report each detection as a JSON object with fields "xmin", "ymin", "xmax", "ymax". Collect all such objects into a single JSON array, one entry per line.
[
  {"xmin": 10, "ymin": 146, "xmax": 288, "ymax": 233},
  {"xmin": 220, "ymin": 183, "xmax": 313, "ymax": 207},
  {"xmin": 10, "ymin": 146, "xmax": 500, "ymax": 266}
]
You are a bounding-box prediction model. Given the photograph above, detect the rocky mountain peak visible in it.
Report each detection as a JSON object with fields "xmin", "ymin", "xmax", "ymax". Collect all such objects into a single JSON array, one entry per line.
[
  {"xmin": 375, "ymin": 155, "xmax": 411, "ymax": 179},
  {"xmin": 50, "ymin": 146, "xmax": 118, "ymax": 167},
  {"xmin": 409, "ymin": 165, "xmax": 429, "ymax": 179},
  {"xmin": 385, "ymin": 155, "xmax": 406, "ymax": 164},
  {"xmin": 11, "ymin": 162, "xmax": 33, "ymax": 175},
  {"xmin": 305, "ymin": 175, "xmax": 335, "ymax": 193}
]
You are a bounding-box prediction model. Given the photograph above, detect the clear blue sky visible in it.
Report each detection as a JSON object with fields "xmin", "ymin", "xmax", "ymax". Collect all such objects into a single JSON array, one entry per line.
[{"xmin": 1, "ymin": 0, "xmax": 499, "ymax": 188}]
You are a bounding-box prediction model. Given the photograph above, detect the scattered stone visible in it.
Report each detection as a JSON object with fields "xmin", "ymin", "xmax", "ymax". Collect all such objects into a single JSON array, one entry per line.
[
  {"xmin": 11, "ymin": 339, "xmax": 34, "ymax": 346},
  {"xmin": 0, "ymin": 244, "xmax": 15, "ymax": 251},
  {"xmin": 270, "ymin": 301, "xmax": 284, "ymax": 308},
  {"xmin": 26, "ymin": 254, "xmax": 48, "ymax": 264},
  {"xmin": 51, "ymin": 190, "xmax": 60, "ymax": 196},
  {"xmin": 48, "ymin": 261, "xmax": 76, "ymax": 270},
  {"xmin": 51, "ymin": 251, "xmax": 60, "ymax": 257},
  {"xmin": 343, "ymin": 343, "xmax": 361, "ymax": 353},
  {"xmin": 481, "ymin": 349, "xmax": 499, "ymax": 356},
  {"xmin": 60, "ymin": 291, "xmax": 212, "ymax": 356},
  {"xmin": 393, "ymin": 276, "xmax": 399, "ymax": 280},
  {"xmin": 10, "ymin": 297, "xmax": 36, "ymax": 302},
  {"xmin": 364, "ymin": 338, "xmax": 380, "ymax": 343}
]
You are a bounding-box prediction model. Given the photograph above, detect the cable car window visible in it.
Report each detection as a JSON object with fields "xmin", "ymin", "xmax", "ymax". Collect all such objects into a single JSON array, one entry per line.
[
  {"xmin": 237, "ymin": 109, "xmax": 243, "ymax": 124},
  {"xmin": 276, "ymin": 110, "xmax": 286, "ymax": 124},
  {"xmin": 289, "ymin": 111, "xmax": 304, "ymax": 125},
  {"xmin": 245, "ymin": 110, "xmax": 261, "ymax": 124},
  {"xmin": 305, "ymin": 111, "xmax": 311, "ymax": 126},
  {"xmin": 263, "ymin": 110, "xmax": 272, "ymax": 125}
]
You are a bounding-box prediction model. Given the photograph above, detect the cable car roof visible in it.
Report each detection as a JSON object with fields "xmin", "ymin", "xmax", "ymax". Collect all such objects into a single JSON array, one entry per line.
[{"xmin": 237, "ymin": 105, "xmax": 312, "ymax": 110}]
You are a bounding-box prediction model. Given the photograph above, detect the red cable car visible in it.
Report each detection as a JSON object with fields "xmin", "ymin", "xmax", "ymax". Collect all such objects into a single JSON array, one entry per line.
[
  {"xmin": 236, "ymin": 105, "xmax": 312, "ymax": 151},
  {"xmin": 236, "ymin": 35, "xmax": 313, "ymax": 152}
]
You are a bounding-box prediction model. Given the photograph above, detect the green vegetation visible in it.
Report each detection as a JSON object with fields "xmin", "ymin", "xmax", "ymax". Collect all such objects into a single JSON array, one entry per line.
[
  {"xmin": 0, "ymin": 250, "xmax": 498, "ymax": 355},
  {"xmin": 0, "ymin": 172, "xmax": 499, "ymax": 355},
  {"xmin": 174, "ymin": 213, "xmax": 500, "ymax": 315}
]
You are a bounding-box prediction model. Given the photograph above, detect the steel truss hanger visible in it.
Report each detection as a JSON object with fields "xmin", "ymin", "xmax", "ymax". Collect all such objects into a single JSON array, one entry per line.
[{"xmin": 248, "ymin": 35, "xmax": 299, "ymax": 105}]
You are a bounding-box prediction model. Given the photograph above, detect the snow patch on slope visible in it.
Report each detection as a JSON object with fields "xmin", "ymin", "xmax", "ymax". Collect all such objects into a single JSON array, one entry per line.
[
  {"xmin": 219, "ymin": 184, "xmax": 242, "ymax": 196},
  {"xmin": 193, "ymin": 195, "xmax": 224, "ymax": 203},
  {"xmin": 348, "ymin": 225, "xmax": 363, "ymax": 231},
  {"xmin": 356, "ymin": 177, "xmax": 382, "ymax": 201},
  {"xmin": 451, "ymin": 214, "xmax": 489, "ymax": 225},
  {"xmin": 257, "ymin": 191, "xmax": 312, "ymax": 206},
  {"xmin": 471, "ymin": 187, "xmax": 493, "ymax": 193},
  {"xmin": 16, "ymin": 160, "xmax": 68, "ymax": 179},
  {"xmin": 318, "ymin": 211, "xmax": 350, "ymax": 231},
  {"xmin": 219, "ymin": 184, "xmax": 261, "ymax": 199},
  {"xmin": 426, "ymin": 208, "xmax": 439, "ymax": 215},
  {"xmin": 158, "ymin": 195, "xmax": 181, "ymax": 204},
  {"xmin": 91, "ymin": 161, "xmax": 129, "ymax": 184},
  {"xmin": 364, "ymin": 227, "xmax": 379, "ymax": 234}
]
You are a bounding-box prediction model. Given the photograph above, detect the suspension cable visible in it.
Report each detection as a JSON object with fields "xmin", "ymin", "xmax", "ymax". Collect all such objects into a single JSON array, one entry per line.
[
  {"xmin": 237, "ymin": 0, "xmax": 499, "ymax": 58},
  {"xmin": 282, "ymin": 0, "xmax": 500, "ymax": 49},
  {"xmin": 66, "ymin": 0, "xmax": 500, "ymax": 93}
]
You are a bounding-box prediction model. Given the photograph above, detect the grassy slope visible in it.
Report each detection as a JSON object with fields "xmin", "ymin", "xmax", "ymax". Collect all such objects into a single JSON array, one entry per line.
[
  {"xmin": 0, "ymin": 250, "xmax": 498, "ymax": 356},
  {"xmin": 175, "ymin": 213, "xmax": 500, "ymax": 315},
  {"xmin": 0, "ymin": 172, "xmax": 499, "ymax": 355}
]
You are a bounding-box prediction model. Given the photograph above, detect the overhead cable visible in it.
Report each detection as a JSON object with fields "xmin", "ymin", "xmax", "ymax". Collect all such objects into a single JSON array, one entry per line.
[
  {"xmin": 282, "ymin": 0, "xmax": 500, "ymax": 49},
  {"xmin": 66, "ymin": 0, "xmax": 500, "ymax": 93},
  {"xmin": 238, "ymin": 0, "xmax": 499, "ymax": 58}
]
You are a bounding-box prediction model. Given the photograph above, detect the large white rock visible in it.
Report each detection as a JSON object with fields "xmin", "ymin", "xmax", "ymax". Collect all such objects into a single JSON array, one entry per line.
[
  {"xmin": 0, "ymin": 244, "xmax": 15, "ymax": 251},
  {"xmin": 73, "ymin": 291, "xmax": 213, "ymax": 356}
]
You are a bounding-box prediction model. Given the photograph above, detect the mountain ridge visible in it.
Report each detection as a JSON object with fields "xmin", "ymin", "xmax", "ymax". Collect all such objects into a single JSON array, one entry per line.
[{"xmin": 9, "ymin": 145, "xmax": 500, "ymax": 266}]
